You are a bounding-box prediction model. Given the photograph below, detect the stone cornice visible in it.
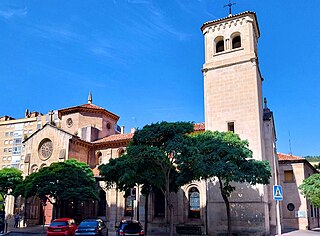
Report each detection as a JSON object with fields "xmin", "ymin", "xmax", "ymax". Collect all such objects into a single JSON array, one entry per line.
[
  {"xmin": 202, "ymin": 57, "xmax": 257, "ymax": 73},
  {"xmin": 201, "ymin": 11, "xmax": 260, "ymax": 38}
]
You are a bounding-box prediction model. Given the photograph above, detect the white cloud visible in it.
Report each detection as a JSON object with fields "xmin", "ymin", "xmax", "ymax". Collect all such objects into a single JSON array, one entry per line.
[{"xmin": 0, "ymin": 6, "xmax": 27, "ymax": 19}]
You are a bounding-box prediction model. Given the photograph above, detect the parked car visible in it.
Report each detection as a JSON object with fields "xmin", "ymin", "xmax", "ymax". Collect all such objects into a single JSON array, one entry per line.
[
  {"xmin": 115, "ymin": 220, "xmax": 144, "ymax": 236},
  {"xmin": 75, "ymin": 218, "xmax": 108, "ymax": 236},
  {"xmin": 47, "ymin": 218, "xmax": 78, "ymax": 236}
]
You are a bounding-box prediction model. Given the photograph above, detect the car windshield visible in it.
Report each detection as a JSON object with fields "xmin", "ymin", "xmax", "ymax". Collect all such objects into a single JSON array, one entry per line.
[
  {"xmin": 123, "ymin": 223, "xmax": 141, "ymax": 230},
  {"xmin": 79, "ymin": 221, "xmax": 98, "ymax": 227},
  {"xmin": 50, "ymin": 221, "xmax": 68, "ymax": 227}
]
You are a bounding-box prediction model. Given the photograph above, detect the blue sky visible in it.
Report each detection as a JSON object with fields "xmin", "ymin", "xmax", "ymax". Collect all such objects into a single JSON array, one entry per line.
[{"xmin": 0, "ymin": 0, "xmax": 319, "ymax": 157}]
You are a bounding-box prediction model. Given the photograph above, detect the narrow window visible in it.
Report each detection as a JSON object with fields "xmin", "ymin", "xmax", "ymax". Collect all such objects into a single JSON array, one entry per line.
[
  {"xmin": 98, "ymin": 190, "xmax": 106, "ymax": 216},
  {"xmin": 188, "ymin": 187, "xmax": 200, "ymax": 218},
  {"xmin": 284, "ymin": 170, "xmax": 294, "ymax": 182},
  {"xmin": 227, "ymin": 122, "xmax": 235, "ymax": 133},
  {"xmin": 118, "ymin": 149, "xmax": 125, "ymax": 157},
  {"xmin": 232, "ymin": 36, "xmax": 241, "ymax": 49},
  {"xmin": 216, "ymin": 40, "xmax": 224, "ymax": 53}
]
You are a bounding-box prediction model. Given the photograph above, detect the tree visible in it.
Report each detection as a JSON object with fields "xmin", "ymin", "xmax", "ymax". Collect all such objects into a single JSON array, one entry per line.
[
  {"xmin": 100, "ymin": 121, "xmax": 194, "ymax": 236},
  {"xmin": 0, "ymin": 168, "xmax": 23, "ymax": 201},
  {"xmin": 99, "ymin": 153, "xmax": 164, "ymax": 235},
  {"xmin": 15, "ymin": 159, "xmax": 98, "ymax": 219},
  {"xmin": 299, "ymin": 173, "xmax": 320, "ymax": 208},
  {"xmin": 179, "ymin": 131, "xmax": 271, "ymax": 236}
]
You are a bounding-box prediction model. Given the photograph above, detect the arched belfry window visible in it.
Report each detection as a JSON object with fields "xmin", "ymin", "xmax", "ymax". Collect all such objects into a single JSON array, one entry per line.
[
  {"xmin": 188, "ymin": 187, "xmax": 200, "ymax": 218},
  {"xmin": 216, "ymin": 39, "xmax": 224, "ymax": 53},
  {"xmin": 232, "ymin": 35, "xmax": 241, "ymax": 49}
]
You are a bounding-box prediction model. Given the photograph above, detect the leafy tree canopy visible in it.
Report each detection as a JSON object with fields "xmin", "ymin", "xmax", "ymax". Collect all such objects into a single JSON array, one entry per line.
[
  {"xmin": 99, "ymin": 121, "xmax": 194, "ymax": 236},
  {"xmin": 180, "ymin": 131, "xmax": 271, "ymax": 192},
  {"xmin": 178, "ymin": 130, "xmax": 271, "ymax": 236},
  {"xmin": 15, "ymin": 159, "xmax": 98, "ymax": 204},
  {"xmin": 100, "ymin": 121, "xmax": 195, "ymax": 193},
  {"xmin": 0, "ymin": 168, "xmax": 23, "ymax": 199},
  {"xmin": 299, "ymin": 173, "xmax": 320, "ymax": 208}
]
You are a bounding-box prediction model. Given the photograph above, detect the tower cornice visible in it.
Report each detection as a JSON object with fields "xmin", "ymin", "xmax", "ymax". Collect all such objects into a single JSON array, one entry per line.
[{"xmin": 201, "ymin": 11, "xmax": 260, "ymax": 38}]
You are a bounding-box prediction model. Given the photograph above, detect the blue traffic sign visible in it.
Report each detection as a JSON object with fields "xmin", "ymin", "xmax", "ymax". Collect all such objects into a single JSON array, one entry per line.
[{"xmin": 273, "ymin": 185, "xmax": 283, "ymax": 201}]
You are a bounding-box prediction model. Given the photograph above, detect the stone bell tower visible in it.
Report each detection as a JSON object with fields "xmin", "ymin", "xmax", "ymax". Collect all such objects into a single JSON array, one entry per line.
[
  {"xmin": 201, "ymin": 12, "xmax": 273, "ymax": 235},
  {"xmin": 201, "ymin": 11, "xmax": 263, "ymax": 161}
]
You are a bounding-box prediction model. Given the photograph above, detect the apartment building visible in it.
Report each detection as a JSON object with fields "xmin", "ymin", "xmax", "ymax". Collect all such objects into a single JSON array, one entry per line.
[{"xmin": 0, "ymin": 110, "xmax": 58, "ymax": 170}]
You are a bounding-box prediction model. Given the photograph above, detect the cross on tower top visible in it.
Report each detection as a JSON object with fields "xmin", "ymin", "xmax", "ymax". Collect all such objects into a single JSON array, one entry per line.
[{"xmin": 224, "ymin": 0, "xmax": 236, "ymax": 16}]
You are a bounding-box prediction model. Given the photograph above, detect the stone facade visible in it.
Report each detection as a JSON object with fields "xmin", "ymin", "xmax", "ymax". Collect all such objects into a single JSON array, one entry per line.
[
  {"xmin": 201, "ymin": 11, "xmax": 278, "ymax": 235},
  {"xmin": 278, "ymin": 153, "xmax": 319, "ymax": 230},
  {"xmin": 1, "ymin": 10, "xmax": 317, "ymax": 236}
]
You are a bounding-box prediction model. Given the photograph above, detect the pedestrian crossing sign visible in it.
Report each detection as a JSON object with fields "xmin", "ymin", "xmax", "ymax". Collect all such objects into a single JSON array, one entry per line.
[{"xmin": 273, "ymin": 185, "xmax": 283, "ymax": 201}]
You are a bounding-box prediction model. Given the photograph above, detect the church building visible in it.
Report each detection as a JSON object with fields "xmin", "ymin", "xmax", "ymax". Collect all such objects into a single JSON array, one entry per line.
[{"xmin": 0, "ymin": 11, "xmax": 283, "ymax": 236}]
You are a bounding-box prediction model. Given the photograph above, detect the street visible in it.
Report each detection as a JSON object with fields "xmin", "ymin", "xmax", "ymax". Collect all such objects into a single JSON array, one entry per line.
[{"xmin": 2, "ymin": 227, "xmax": 320, "ymax": 236}]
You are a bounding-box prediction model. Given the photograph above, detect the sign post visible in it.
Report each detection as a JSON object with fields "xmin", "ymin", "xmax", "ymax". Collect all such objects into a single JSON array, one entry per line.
[
  {"xmin": 273, "ymin": 185, "xmax": 283, "ymax": 235},
  {"xmin": 130, "ymin": 188, "xmax": 136, "ymax": 220}
]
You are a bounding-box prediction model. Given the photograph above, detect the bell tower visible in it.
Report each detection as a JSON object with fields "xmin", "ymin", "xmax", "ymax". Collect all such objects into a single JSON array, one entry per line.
[
  {"xmin": 201, "ymin": 12, "xmax": 274, "ymax": 235},
  {"xmin": 201, "ymin": 11, "xmax": 264, "ymax": 162}
]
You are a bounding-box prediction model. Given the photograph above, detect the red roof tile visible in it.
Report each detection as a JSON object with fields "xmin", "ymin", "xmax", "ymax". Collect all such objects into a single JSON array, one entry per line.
[
  {"xmin": 194, "ymin": 122, "xmax": 205, "ymax": 131},
  {"xmin": 58, "ymin": 103, "xmax": 119, "ymax": 121},
  {"xmin": 278, "ymin": 153, "xmax": 304, "ymax": 161},
  {"xmin": 93, "ymin": 133, "xmax": 134, "ymax": 143}
]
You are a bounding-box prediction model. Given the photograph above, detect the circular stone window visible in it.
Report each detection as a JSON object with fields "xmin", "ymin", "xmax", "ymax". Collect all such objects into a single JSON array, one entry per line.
[
  {"xmin": 106, "ymin": 122, "xmax": 111, "ymax": 130},
  {"xmin": 38, "ymin": 139, "xmax": 53, "ymax": 160},
  {"xmin": 66, "ymin": 118, "xmax": 73, "ymax": 128},
  {"xmin": 287, "ymin": 203, "xmax": 295, "ymax": 211}
]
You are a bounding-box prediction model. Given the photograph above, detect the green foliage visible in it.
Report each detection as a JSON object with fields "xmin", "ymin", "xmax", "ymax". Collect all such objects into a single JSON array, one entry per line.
[
  {"xmin": 100, "ymin": 121, "xmax": 194, "ymax": 194},
  {"xmin": 304, "ymin": 156, "xmax": 320, "ymax": 161},
  {"xmin": 299, "ymin": 173, "xmax": 320, "ymax": 208},
  {"xmin": 0, "ymin": 168, "xmax": 23, "ymax": 199},
  {"xmin": 178, "ymin": 131, "xmax": 271, "ymax": 236},
  {"xmin": 16, "ymin": 159, "xmax": 98, "ymax": 203},
  {"xmin": 180, "ymin": 131, "xmax": 271, "ymax": 193}
]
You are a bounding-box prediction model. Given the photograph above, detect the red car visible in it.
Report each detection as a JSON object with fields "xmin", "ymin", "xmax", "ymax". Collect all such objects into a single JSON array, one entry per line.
[{"xmin": 47, "ymin": 218, "xmax": 78, "ymax": 236}]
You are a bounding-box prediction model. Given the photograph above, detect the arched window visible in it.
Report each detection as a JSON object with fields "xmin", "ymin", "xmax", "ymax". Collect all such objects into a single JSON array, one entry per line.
[
  {"xmin": 188, "ymin": 187, "xmax": 200, "ymax": 218},
  {"xmin": 40, "ymin": 163, "xmax": 47, "ymax": 169},
  {"xmin": 118, "ymin": 148, "xmax": 125, "ymax": 157},
  {"xmin": 216, "ymin": 40, "xmax": 224, "ymax": 53},
  {"xmin": 30, "ymin": 164, "xmax": 38, "ymax": 173},
  {"xmin": 98, "ymin": 189, "xmax": 106, "ymax": 216},
  {"xmin": 232, "ymin": 35, "xmax": 241, "ymax": 49},
  {"xmin": 96, "ymin": 151, "xmax": 102, "ymax": 165},
  {"xmin": 124, "ymin": 196, "xmax": 133, "ymax": 216}
]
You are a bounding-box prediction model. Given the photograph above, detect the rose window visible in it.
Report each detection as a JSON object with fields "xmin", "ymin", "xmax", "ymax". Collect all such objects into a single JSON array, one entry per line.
[{"xmin": 39, "ymin": 139, "xmax": 53, "ymax": 160}]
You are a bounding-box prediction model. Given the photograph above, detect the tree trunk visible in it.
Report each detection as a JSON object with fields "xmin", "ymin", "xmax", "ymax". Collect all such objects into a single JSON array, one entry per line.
[
  {"xmin": 165, "ymin": 171, "xmax": 173, "ymax": 236},
  {"xmin": 144, "ymin": 192, "xmax": 149, "ymax": 236},
  {"xmin": 218, "ymin": 178, "xmax": 232, "ymax": 236},
  {"xmin": 170, "ymin": 206, "xmax": 174, "ymax": 236}
]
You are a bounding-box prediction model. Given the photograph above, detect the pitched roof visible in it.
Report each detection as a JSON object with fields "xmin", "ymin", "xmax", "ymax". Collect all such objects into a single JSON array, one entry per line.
[
  {"xmin": 278, "ymin": 153, "xmax": 304, "ymax": 161},
  {"xmin": 58, "ymin": 103, "xmax": 119, "ymax": 121},
  {"xmin": 93, "ymin": 133, "xmax": 134, "ymax": 144}
]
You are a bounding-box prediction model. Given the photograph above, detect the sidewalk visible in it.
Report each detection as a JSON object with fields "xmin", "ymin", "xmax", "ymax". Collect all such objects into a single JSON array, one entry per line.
[
  {"xmin": 1, "ymin": 225, "xmax": 319, "ymax": 236},
  {"xmin": 1, "ymin": 225, "xmax": 169, "ymax": 236}
]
